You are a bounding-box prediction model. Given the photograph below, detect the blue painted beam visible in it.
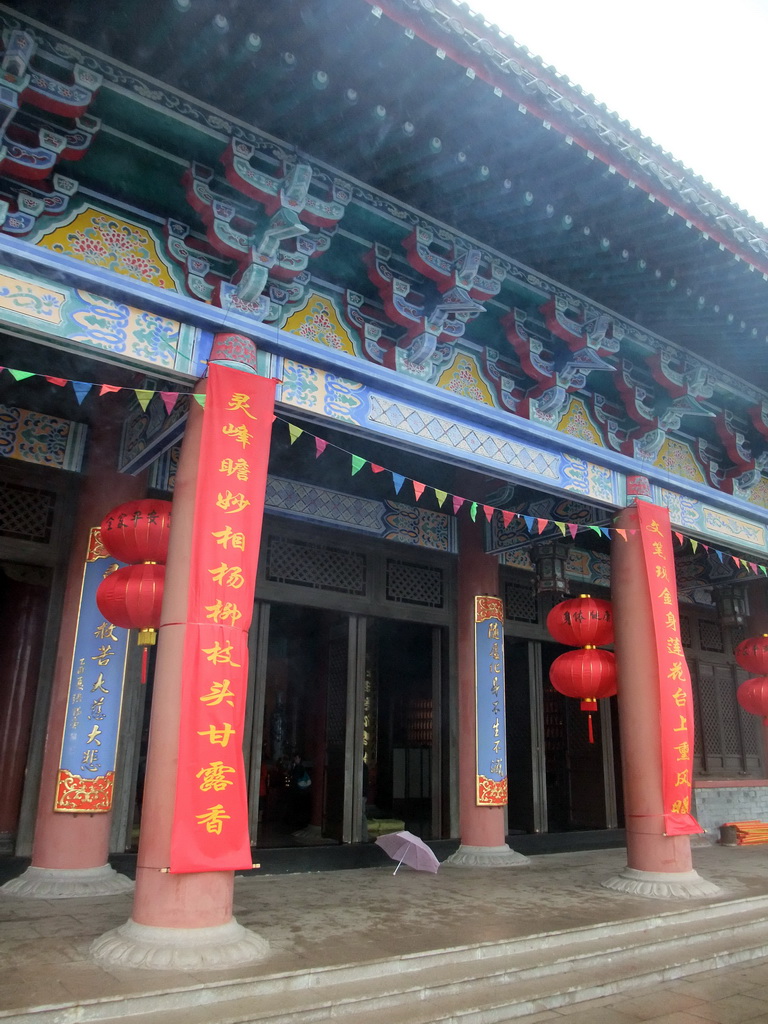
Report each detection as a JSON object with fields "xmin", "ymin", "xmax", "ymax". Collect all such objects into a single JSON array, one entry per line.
[{"xmin": 2, "ymin": 232, "xmax": 768, "ymax": 539}]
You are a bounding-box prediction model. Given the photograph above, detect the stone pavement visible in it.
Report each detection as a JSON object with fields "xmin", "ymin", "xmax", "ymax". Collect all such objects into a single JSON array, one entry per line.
[
  {"xmin": 1, "ymin": 843, "xmax": 768, "ymax": 1021},
  {"xmin": 508, "ymin": 956, "xmax": 768, "ymax": 1024}
]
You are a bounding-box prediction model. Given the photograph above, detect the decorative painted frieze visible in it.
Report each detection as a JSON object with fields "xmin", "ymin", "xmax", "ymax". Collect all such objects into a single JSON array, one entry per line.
[{"xmin": 0, "ymin": 402, "xmax": 87, "ymax": 472}]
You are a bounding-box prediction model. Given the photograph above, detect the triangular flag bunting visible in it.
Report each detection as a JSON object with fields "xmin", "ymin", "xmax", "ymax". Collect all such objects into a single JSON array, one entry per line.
[
  {"xmin": 413, "ymin": 481, "xmax": 426, "ymax": 501},
  {"xmin": 315, "ymin": 437, "xmax": 327, "ymax": 458},
  {"xmin": 192, "ymin": 393, "xmax": 206, "ymax": 408},
  {"xmin": 730, "ymin": 554, "xmax": 740, "ymax": 566},
  {"xmin": 760, "ymin": 565, "xmax": 768, "ymax": 576},
  {"xmin": 470, "ymin": 502, "xmax": 478, "ymax": 522},
  {"xmin": 452, "ymin": 496, "xmax": 465, "ymax": 515},
  {"xmin": 600, "ymin": 527, "xmax": 611, "ymax": 539},
  {"xmin": 135, "ymin": 389, "xmax": 153, "ymax": 411},
  {"xmin": 483, "ymin": 504, "xmax": 494, "ymax": 522},
  {"xmin": 674, "ymin": 532, "xmax": 684, "ymax": 545},
  {"xmin": 71, "ymin": 381, "xmax": 92, "ymax": 404},
  {"xmin": 555, "ymin": 521, "xmax": 566, "ymax": 536},
  {"xmin": 523, "ymin": 515, "xmax": 534, "ymax": 532},
  {"xmin": 536, "ymin": 518, "xmax": 547, "ymax": 534},
  {"xmin": 371, "ymin": 464, "xmax": 386, "ymax": 473},
  {"xmin": 160, "ymin": 391, "xmax": 178, "ymax": 415},
  {"xmin": 716, "ymin": 550, "xmax": 724, "ymax": 562},
  {"xmin": 434, "ymin": 489, "xmax": 448, "ymax": 508},
  {"xmin": 502, "ymin": 510, "xmax": 514, "ymax": 528},
  {"xmin": 288, "ymin": 423, "xmax": 303, "ymax": 445},
  {"xmin": 568, "ymin": 523, "xmax": 578, "ymax": 539},
  {"xmin": 99, "ymin": 383, "xmax": 121, "ymax": 396},
  {"xmin": 392, "ymin": 473, "xmax": 405, "ymax": 494},
  {"xmin": 45, "ymin": 376, "xmax": 67, "ymax": 387},
  {"xmin": 690, "ymin": 539, "xmax": 698, "ymax": 554},
  {"xmin": 588, "ymin": 524, "xmax": 602, "ymax": 537},
  {"xmin": 750, "ymin": 562, "xmax": 758, "ymax": 574},
  {"xmin": 702, "ymin": 544, "xmax": 709, "ymax": 552},
  {"xmin": 615, "ymin": 528, "xmax": 627, "ymax": 541},
  {"xmin": 351, "ymin": 455, "xmax": 366, "ymax": 475},
  {"xmin": 9, "ymin": 369, "xmax": 34, "ymax": 382}
]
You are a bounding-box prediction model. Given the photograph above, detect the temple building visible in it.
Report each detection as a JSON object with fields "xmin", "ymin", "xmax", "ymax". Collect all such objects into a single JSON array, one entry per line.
[{"xmin": 1, "ymin": 0, "xmax": 767, "ymax": 966}]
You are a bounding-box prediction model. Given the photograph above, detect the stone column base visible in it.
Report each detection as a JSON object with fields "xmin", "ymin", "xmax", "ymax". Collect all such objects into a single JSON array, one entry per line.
[
  {"xmin": 1, "ymin": 864, "xmax": 133, "ymax": 899},
  {"xmin": 442, "ymin": 844, "xmax": 529, "ymax": 868},
  {"xmin": 91, "ymin": 917, "xmax": 270, "ymax": 970},
  {"xmin": 602, "ymin": 866, "xmax": 721, "ymax": 899}
]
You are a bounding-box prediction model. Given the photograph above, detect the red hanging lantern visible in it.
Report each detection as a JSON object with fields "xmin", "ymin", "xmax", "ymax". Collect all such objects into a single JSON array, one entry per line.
[
  {"xmin": 549, "ymin": 647, "xmax": 618, "ymax": 744},
  {"xmin": 736, "ymin": 677, "xmax": 768, "ymax": 723},
  {"xmin": 96, "ymin": 563, "xmax": 165, "ymax": 639},
  {"xmin": 99, "ymin": 499, "xmax": 172, "ymax": 564},
  {"xmin": 546, "ymin": 594, "xmax": 614, "ymax": 647},
  {"xmin": 96, "ymin": 562, "xmax": 165, "ymax": 683},
  {"xmin": 735, "ymin": 635, "xmax": 768, "ymax": 675}
]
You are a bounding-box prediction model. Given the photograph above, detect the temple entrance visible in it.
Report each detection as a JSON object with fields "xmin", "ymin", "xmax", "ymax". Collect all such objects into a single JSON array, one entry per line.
[
  {"xmin": 505, "ymin": 637, "xmax": 620, "ymax": 835},
  {"xmin": 252, "ymin": 603, "xmax": 350, "ymax": 848},
  {"xmin": 250, "ymin": 603, "xmax": 444, "ymax": 847},
  {"xmin": 364, "ymin": 619, "xmax": 440, "ymax": 841}
]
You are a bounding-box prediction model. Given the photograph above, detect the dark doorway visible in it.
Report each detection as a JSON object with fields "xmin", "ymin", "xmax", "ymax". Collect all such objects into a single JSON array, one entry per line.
[
  {"xmin": 505, "ymin": 638, "xmax": 535, "ymax": 834},
  {"xmin": 0, "ymin": 564, "xmax": 50, "ymax": 851},
  {"xmin": 365, "ymin": 619, "xmax": 437, "ymax": 840},
  {"xmin": 505, "ymin": 636, "xmax": 617, "ymax": 835},
  {"xmin": 256, "ymin": 603, "xmax": 348, "ymax": 848},
  {"xmin": 541, "ymin": 642, "xmax": 610, "ymax": 831}
]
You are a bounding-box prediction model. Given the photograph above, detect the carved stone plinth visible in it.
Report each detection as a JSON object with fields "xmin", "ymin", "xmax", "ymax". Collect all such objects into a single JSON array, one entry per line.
[
  {"xmin": 602, "ymin": 866, "xmax": 721, "ymax": 899},
  {"xmin": 1, "ymin": 864, "xmax": 133, "ymax": 899},
  {"xmin": 91, "ymin": 917, "xmax": 270, "ymax": 971},
  {"xmin": 442, "ymin": 844, "xmax": 529, "ymax": 868}
]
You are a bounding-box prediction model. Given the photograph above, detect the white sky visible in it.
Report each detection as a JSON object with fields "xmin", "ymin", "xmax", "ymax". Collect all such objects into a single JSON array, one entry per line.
[{"xmin": 471, "ymin": 0, "xmax": 768, "ymax": 227}]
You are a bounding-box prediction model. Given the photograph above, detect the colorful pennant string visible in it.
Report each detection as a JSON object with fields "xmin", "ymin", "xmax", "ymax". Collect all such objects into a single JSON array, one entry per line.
[{"xmin": 0, "ymin": 364, "xmax": 764, "ymax": 576}]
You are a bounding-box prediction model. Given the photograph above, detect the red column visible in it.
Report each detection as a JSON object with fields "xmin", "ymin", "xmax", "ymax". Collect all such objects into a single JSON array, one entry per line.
[
  {"xmin": 445, "ymin": 515, "xmax": 527, "ymax": 867},
  {"xmin": 3, "ymin": 410, "xmax": 144, "ymax": 897},
  {"xmin": 91, "ymin": 340, "xmax": 269, "ymax": 969},
  {"xmin": 605, "ymin": 504, "xmax": 718, "ymax": 897}
]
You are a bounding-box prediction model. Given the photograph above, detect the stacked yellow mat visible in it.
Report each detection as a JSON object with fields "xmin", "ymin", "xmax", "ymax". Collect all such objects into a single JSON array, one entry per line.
[{"xmin": 722, "ymin": 820, "xmax": 768, "ymax": 845}]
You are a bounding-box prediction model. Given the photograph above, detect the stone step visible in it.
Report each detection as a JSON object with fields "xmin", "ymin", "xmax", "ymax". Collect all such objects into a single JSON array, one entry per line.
[{"xmin": 6, "ymin": 895, "xmax": 768, "ymax": 1024}]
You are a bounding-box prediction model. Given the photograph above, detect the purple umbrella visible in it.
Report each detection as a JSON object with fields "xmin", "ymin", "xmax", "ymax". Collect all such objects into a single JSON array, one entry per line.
[{"xmin": 374, "ymin": 830, "xmax": 440, "ymax": 875}]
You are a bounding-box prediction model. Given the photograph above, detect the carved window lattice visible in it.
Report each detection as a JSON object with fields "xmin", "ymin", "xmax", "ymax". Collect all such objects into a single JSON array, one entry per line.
[
  {"xmin": 0, "ymin": 481, "xmax": 56, "ymax": 543},
  {"xmin": 385, "ymin": 559, "xmax": 444, "ymax": 608},
  {"xmin": 699, "ymin": 620, "xmax": 724, "ymax": 653},
  {"xmin": 679, "ymin": 615, "xmax": 692, "ymax": 649},
  {"xmin": 731, "ymin": 624, "xmax": 747, "ymax": 654},
  {"xmin": 697, "ymin": 671, "xmax": 721, "ymax": 756},
  {"xmin": 265, "ymin": 536, "xmax": 366, "ymax": 596},
  {"xmin": 504, "ymin": 579, "xmax": 538, "ymax": 624},
  {"xmin": 739, "ymin": 703, "xmax": 761, "ymax": 756}
]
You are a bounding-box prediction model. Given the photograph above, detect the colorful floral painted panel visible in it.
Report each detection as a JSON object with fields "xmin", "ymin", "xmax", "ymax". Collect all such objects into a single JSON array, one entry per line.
[
  {"xmin": 655, "ymin": 437, "xmax": 705, "ymax": 484},
  {"xmin": 283, "ymin": 294, "xmax": 357, "ymax": 356},
  {"xmin": 37, "ymin": 207, "xmax": 179, "ymax": 290},
  {"xmin": 437, "ymin": 354, "xmax": 494, "ymax": 406},
  {"xmin": 557, "ymin": 397, "xmax": 604, "ymax": 447}
]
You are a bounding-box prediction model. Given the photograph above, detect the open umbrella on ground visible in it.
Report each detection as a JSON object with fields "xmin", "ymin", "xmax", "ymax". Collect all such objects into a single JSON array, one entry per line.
[{"xmin": 374, "ymin": 830, "xmax": 440, "ymax": 875}]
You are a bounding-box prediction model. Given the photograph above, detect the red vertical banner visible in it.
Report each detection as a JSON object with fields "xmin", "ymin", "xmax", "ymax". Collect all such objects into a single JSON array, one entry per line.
[
  {"xmin": 635, "ymin": 501, "xmax": 701, "ymax": 836},
  {"xmin": 170, "ymin": 363, "xmax": 277, "ymax": 873}
]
